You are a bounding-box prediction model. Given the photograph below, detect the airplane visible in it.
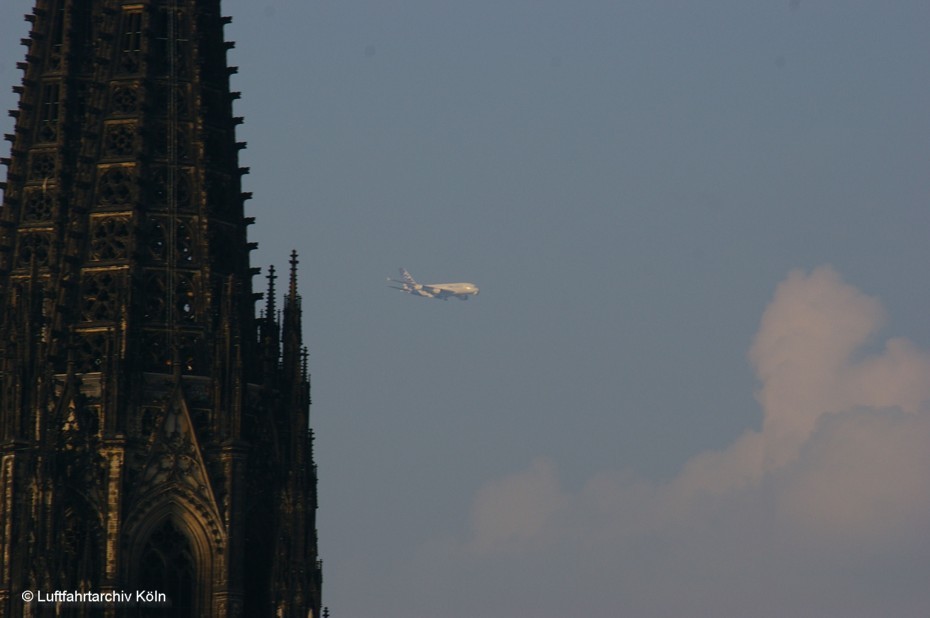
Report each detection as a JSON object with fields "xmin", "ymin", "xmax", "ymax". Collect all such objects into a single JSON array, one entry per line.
[{"xmin": 387, "ymin": 268, "xmax": 480, "ymax": 300}]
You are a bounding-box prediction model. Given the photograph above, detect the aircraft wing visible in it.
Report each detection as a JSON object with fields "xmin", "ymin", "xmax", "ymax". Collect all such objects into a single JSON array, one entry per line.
[
  {"xmin": 415, "ymin": 287, "xmax": 440, "ymax": 298},
  {"xmin": 387, "ymin": 280, "xmax": 435, "ymax": 298}
]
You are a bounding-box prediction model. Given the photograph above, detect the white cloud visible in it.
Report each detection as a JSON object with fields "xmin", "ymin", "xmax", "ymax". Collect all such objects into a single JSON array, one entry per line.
[
  {"xmin": 468, "ymin": 457, "xmax": 567, "ymax": 553},
  {"xmin": 750, "ymin": 265, "xmax": 930, "ymax": 468},
  {"xmin": 458, "ymin": 266, "xmax": 930, "ymax": 617},
  {"xmin": 776, "ymin": 406, "xmax": 930, "ymax": 547}
]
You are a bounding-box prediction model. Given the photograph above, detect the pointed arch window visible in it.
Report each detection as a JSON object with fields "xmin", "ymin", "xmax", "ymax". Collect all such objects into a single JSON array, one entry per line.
[
  {"xmin": 48, "ymin": 6, "xmax": 65, "ymax": 70},
  {"xmin": 38, "ymin": 82, "xmax": 60, "ymax": 142},
  {"xmin": 118, "ymin": 10, "xmax": 144, "ymax": 74},
  {"xmin": 135, "ymin": 519, "xmax": 195, "ymax": 617}
]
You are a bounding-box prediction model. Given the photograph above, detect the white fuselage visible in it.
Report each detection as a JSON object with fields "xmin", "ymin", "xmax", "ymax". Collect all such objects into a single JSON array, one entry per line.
[
  {"xmin": 389, "ymin": 269, "xmax": 480, "ymax": 300},
  {"xmin": 411, "ymin": 282, "xmax": 479, "ymax": 300}
]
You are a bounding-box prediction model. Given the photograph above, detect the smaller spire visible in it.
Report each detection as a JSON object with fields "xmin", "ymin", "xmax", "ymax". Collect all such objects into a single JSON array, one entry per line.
[
  {"xmin": 288, "ymin": 250, "xmax": 299, "ymax": 299},
  {"xmin": 282, "ymin": 250, "xmax": 303, "ymax": 383},
  {"xmin": 265, "ymin": 265, "xmax": 277, "ymax": 320}
]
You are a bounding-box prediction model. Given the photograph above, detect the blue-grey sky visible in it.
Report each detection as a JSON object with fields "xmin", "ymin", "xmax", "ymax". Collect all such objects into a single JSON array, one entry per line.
[{"xmin": 2, "ymin": 2, "xmax": 929, "ymax": 616}]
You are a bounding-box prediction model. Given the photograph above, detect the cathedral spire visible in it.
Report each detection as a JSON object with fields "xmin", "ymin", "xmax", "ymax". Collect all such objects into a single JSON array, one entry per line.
[
  {"xmin": 282, "ymin": 250, "xmax": 303, "ymax": 385},
  {"xmin": 0, "ymin": 3, "xmax": 320, "ymax": 615}
]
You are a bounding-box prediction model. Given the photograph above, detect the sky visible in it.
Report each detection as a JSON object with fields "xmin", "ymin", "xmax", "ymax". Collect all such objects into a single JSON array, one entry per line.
[{"xmin": 2, "ymin": 1, "xmax": 930, "ymax": 616}]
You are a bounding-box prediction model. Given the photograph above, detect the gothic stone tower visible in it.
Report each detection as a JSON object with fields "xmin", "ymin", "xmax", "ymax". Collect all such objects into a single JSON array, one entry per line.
[{"xmin": 0, "ymin": 2, "xmax": 321, "ymax": 616}]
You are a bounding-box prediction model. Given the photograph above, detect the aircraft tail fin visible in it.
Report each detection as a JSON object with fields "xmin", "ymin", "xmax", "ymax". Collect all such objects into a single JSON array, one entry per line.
[{"xmin": 399, "ymin": 268, "xmax": 418, "ymax": 285}]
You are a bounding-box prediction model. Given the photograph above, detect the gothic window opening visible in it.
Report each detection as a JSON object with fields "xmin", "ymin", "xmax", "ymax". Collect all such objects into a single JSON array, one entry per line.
[
  {"xmin": 73, "ymin": 6, "xmax": 95, "ymax": 73},
  {"xmin": 48, "ymin": 6, "xmax": 65, "ymax": 71},
  {"xmin": 38, "ymin": 82, "xmax": 60, "ymax": 143},
  {"xmin": 153, "ymin": 9, "xmax": 191, "ymax": 79},
  {"xmin": 135, "ymin": 519, "xmax": 195, "ymax": 618},
  {"xmin": 118, "ymin": 10, "xmax": 144, "ymax": 75}
]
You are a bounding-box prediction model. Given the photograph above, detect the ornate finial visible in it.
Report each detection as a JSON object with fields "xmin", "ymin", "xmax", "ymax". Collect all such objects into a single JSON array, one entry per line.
[
  {"xmin": 265, "ymin": 265, "xmax": 277, "ymax": 320},
  {"xmin": 288, "ymin": 250, "xmax": 299, "ymax": 298}
]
